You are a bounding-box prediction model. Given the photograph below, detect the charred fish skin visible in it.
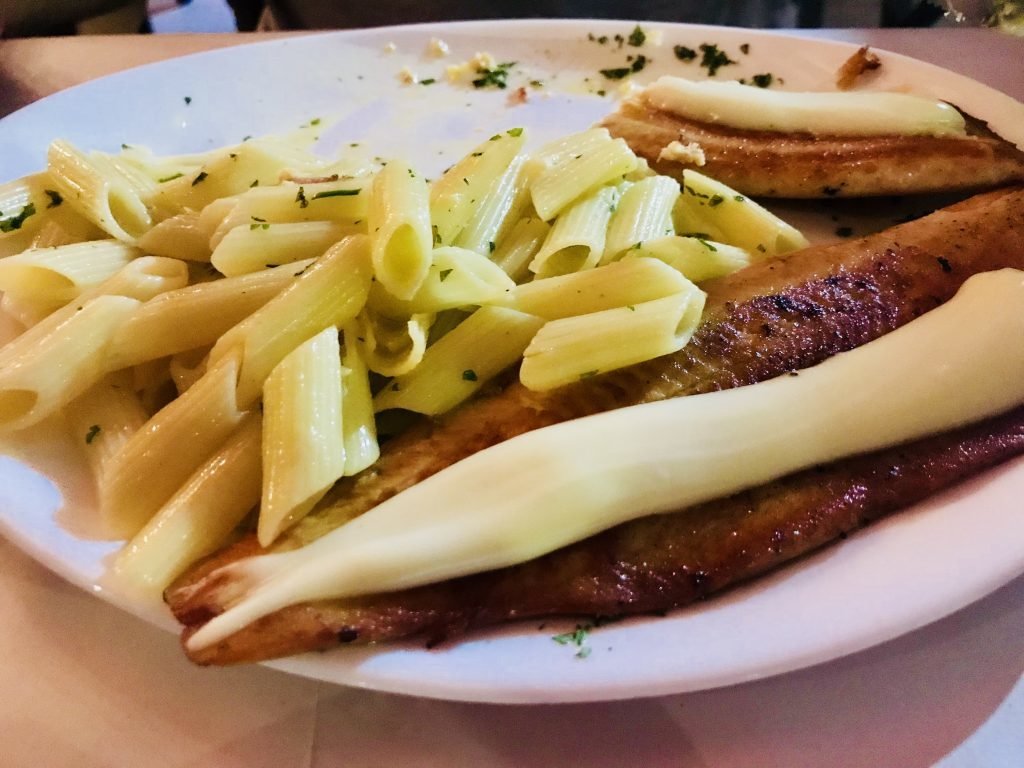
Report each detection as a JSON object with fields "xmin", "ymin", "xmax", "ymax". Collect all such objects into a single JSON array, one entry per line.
[
  {"xmin": 169, "ymin": 187, "xmax": 1024, "ymax": 664},
  {"xmin": 179, "ymin": 406, "xmax": 1024, "ymax": 665},
  {"xmin": 600, "ymin": 98, "xmax": 1024, "ymax": 198}
]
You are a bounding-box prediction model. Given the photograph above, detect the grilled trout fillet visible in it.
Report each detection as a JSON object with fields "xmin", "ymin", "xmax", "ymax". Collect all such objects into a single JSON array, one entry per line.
[
  {"xmin": 170, "ymin": 186, "xmax": 1024, "ymax": 664},
  {"xmin": 600, "ymin": 97, "xmax": 1024, "ymax": 198}
]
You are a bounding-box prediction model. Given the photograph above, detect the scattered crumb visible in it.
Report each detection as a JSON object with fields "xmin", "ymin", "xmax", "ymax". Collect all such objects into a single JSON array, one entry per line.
[
  {"xmin": 507, "ymin": 86, "xmax": 529, "ymax": 106},
  {"xmin": 383, "ymin": 42, "xmax": 397, "ymax": 54},
  {"xmin": 445, "ymin": 51, "xmax": 496, "ymax": 83},
  {"xmin": 646, "ymin": 29, "xmax": 664, "ymax": 47},
  {"xmin": 658, "ymin": 140, "xmax": 706, "ymax": 166},
  {"xmin": 397, "ymin": 66, "xmax": 418, "ymax": 85},
  {"xmin": 836, "ymin": 45, "xmax": 881, "ymax": 90},
  {"xmin": 427, "ymin": 37, "xmax": 450, "ymax": 57}
]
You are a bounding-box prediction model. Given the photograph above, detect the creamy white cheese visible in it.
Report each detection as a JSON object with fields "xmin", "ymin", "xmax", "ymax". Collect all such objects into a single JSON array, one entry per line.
[
  {"xmin": 188, "ymin": 269, "xmax": 1024, "ymax": 651},
  {"xmin": 642, "ymin": 75, "xmax": 967, "ymax": 137}
]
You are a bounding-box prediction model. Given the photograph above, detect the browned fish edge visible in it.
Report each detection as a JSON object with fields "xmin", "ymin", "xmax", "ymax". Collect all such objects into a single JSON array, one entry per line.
[
  {"xmin": 600, "ymin": 98, "xmax": 1024, "ymax": 198},
  {"xmin": 169, "ymin": 186, "xmax": 1024, "ymax": 664}
]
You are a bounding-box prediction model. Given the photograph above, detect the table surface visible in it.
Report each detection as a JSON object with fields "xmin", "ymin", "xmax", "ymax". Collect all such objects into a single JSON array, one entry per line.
[{"xmin": 0, "ymin": 27, "xmax": 1022, "ymax": 768}]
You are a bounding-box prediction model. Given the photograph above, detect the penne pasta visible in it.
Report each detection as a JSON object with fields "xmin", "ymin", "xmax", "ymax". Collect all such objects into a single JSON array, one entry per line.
[
  {"xmin": 210, "ymin": 235, "xmax": 372, "ymax": 407},
  {"xmin": 374, "ymin": 306, "xmax": 544, "ymax": 415},
  {"xmin": 626, "ymin": 235, "xmax": 751, "ymax": 283},
  {"xmin": 675, "ymin": 170, "xmax": 808, "ymax": 256},
  {"xmin": 259, "ymin": 327, "xmax": 346, "ymax": 546},
  {"xmin": 368, "ymin": 161, "xmax": 433, "ymax": 300},
  {"xmin": 490, "ymin": 216, "xmax": 550, "ymax": 283},
  {"xmin": 501, "ymin": 257, "xmax": 691, "ymax": 319},
  {"xmin": 356, "ymin": 309, "xmax": 433, "ymax": 377},
  {"xmin": 112, "ymin": 413, "xmax": 263, "ymax": 593},
  {"xmin": 101, "ymin": 350, "xmax": 248, "ymax": 538},
  {"xmin": 529, "ymin": 185, "xmax": 619, "ymax": 278},
  {"xmin": 340, "ymin": 325, "xmax": 379, "ymax": 476},
  {"xmin": 211, "ymin": 221, "xmax": 347, "ymax": 276},
  {"xmin": 519, "ymin": 286, "xmax": 707, "ymax": 391},
  {"xmin": 138, "ymin": 212, "xmax": 212, "ymax": 262},
  {"xmin": 602, "ymin": 175, "xmax": 680, "ymax": 262},
  {"xmin": 453, "ymin": 153, "xmax": 530, "ymax": 256}
]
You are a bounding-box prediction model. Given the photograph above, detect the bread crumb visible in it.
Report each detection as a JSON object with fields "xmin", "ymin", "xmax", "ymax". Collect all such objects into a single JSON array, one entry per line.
[
  {"xmin": 427, "ymin": 37, "xmax": 450, "ymax": 57},
  {"xmin": 658, "ymin": 140, "xmax": 706, "ymax": 166}
]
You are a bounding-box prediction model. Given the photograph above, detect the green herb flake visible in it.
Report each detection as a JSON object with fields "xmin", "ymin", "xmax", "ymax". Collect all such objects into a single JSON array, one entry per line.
[
  {"xmin": 472, "ymin": 61, "xmax": 516, "ymax": 90},
  {"xmin": 708, "ymin": 194, "xmax": 725, "ymax": 207},
  {"xmin": 250, "ymin": 179, "xmax": 259, "ymax": 188},
  {"xmin": 488, "ymin": 241, "xmax": 496, "ymax": 253},
  {"xmin": 627, "ymin": 25, "xmax": 646, "ymax": 47},
  {"xmin": 579, "ymin": 369, "xmax": 599, "ymax": 380},
  {"xmin": 44, "ymin": 189, "xmax": 63, "ymax": 208},
  {"xmin": 0, "ymin": 203, "xmax": 36, "ymax": 233},
  {"xmin": 733, "ymin": 195, "xmax": 745, "ymax": 202},
  {"xmin": 696, "ymin": 237, "xmax": 718, "ymax": 252},
  {"xmin": 295, "ymin": 186, "xmax": 309, "ymax": 208},
  {"xmin": 751, "ymin": 72, "xmax": 774, "ymax": 88},
  {"xmin": 158, "ymin": 172, "xmax": 184, "ymax": 183},
  {"xmin": 311, "ymin": 188, "xmax": 361, "ymax": 200},
  {"xmin": 432, "ymin": 225, "xmax": 442, "ymax": 246},
  {"xmin": 471, "ymin": 151, "xmax": 484, "ymax": 157},
  {"xmin": 673, "ymin": 44, "xmax": 697, "ymax": 61},
  {"xmin": 249, "ymin": 222, "xmax": 270, "ymax": 231},
  {"xmin": 419, "ymin": 78, "xmax": 437, "ymax": 86},
  {"xmin": 310, "ymin": 117, "xmax": 321, "ymax": 126},
  {"xmin": 575, "ymin": 646, "xmax": 592, "ymax": 659},
  {"xmin": 84, "ymin": 425, "xmax": 101, "ymax": 444},
  {"xmin": 507, "ymin": 127, "xmax": 524, "ymax": 137},
  {"xmin": 599, "ymin": 67, "xmax": 631, "ymax": 80},
  {"xmin": 461, "ymin": 369, "xmax": 478, "ymax": 382},
  {"xmin": 439, "ymin": 268, "xmax": 454, "ymax": 282},
  {"xmin": 191, "ymin": 171, "xmax": 209, "ymax": 186},
  {"xmin": 699, "ymin": 43, "xmax": 736, "ymax": 77},
  {"xmin": 529, "ymin": 79, "xmax": 544, "ymax": 88},
  {"xmin": 183, "ymin": 96, "xmax": 192, "ymax": 105},
  {"xmin": 630, "ymin": 54, "xmax": 649, "ymax": 73},
  {"xmin": 626, "ymin": 305, "xmax": 636, "ymax": 312},
  {"xmin": 757, "ymin": 243, "xmax": 767, "ymax": 253}
]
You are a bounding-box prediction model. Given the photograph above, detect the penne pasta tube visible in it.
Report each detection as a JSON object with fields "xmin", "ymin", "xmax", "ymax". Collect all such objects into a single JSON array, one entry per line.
[
  {"xmin": 340, "ymin": 325, "xmax": 378, "ymax": 476},
  {"xmin": 0, "ymin": 240, "xmax": 139, "ymax": 311},
  {"xmin": 138, "ymin": 212, "xmax": 212, "ymax": 262},
  {"xmin": 602, "ymin": 176, "xmax": 680, "ymax": 262},
  {"xmin": 675, "ymin": 170, "xmax": 808, "ymax": 256},
  {"xmin": 207, "ymin": 179, "xmax": 369, "ymax": 249},
  {"xmin": 491, "ymin": 216, "xmax": 550, "ymax": 283},
  {"xmin": 169, "ymin": 347, "xmax": 209, "ymax": 395},
  {"xmin": 530, "ymin": 131, "xmax": 638, "ymax": 221},
  {"xmin": 626, "ymin": 235, "xmax": 751, "ymax": 283},
  {"xmin": 529, "ymin": 185, "xmax": 619, "ymax": 278},
  {"xmin": 67, "ymin": 372, "xmax": 149, "ymax": 491},
  {"xmin": 211, "ymin": 221, "xmax": 347, "ymax": 276},
  {"xmin": 519, "ymin": 286, "xmax": 707, "ymax": 391},
  {"xmin": 453, "ymin": 153, "xmax": 530, "ymax": 256},
  {"xmin": 367, "ymin": 245, "xmax": 515, "ymax": 317},
  {"xmin": 0, "ymin": 294, "xmax": 140, "ymax": 431},
  {"xmin": 259, "ymin": 327, "xmax": 346, "ymax": 546},
  {"xmin": 431, "ymin": 129, "xmax": 527, "ymax": 246},
  {"xmin": 500, "ymin": 257, "xmax": 691, "ymax": 319},
  {"xmin": 0, "ymin": 173, "xmax": 103, "ymax": 256},
  {"xmin": 47, "ymin": 140, "xmax": 153, "ymax": 243},
  {"xmin": 210, "ymin": 235, "xmax": 372, "ymax": 407},
  {"xmin": 368, "ymin": 161, "xmax": 433, "ymax": 300},
  {"xmin": 374, "ymin": 306, "xmax": 544, "ymax": 415},
  {"xmin": 356, "ymin": 309, "xmax": 433, "ymax": 378},
  {"xmin": 112, "ymin": 412, "xmax": 263, "ymax": 593},
  {"xmin": 101, "ymin": 350, "xmax": 247, "ymax": 538}
]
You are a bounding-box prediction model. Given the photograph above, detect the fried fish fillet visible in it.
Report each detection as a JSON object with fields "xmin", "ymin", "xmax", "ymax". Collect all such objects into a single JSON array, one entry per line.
[
  {"xmin": 600, "ymin": 97, "xmax": 1024, "ymax": 198},
  {"xmin": 169, "ymin": 186, "xmax": 1024, "ymax": 664}
]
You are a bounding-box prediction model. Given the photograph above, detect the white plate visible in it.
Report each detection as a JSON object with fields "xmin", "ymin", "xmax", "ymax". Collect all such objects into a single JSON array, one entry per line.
[{"xmin": 1, "ymin": 21, "xmax": 1023, "ymax": 704}]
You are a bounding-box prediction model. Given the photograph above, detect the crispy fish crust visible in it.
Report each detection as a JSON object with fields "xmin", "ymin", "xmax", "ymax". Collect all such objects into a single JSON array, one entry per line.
[
  {"xmin": 170, "ymin": 187, "xmax": 1024, "ymax": 664},
  {"xmin": 600, "ymin": 97, "xmax": 1024, "ymax": 198}
]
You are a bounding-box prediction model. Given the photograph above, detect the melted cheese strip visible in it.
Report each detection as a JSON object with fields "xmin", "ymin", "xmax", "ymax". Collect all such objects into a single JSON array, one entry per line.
[
  {"xmin": 642, "ymin": 76, "xmax": 967, "ymax": 137},
  {"xmin": 188, "ymin": 269, "xmax": 1024, "ymax": 651}
]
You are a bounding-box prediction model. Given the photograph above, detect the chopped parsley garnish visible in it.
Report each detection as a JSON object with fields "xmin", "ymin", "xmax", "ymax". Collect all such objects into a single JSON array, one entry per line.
[
  {"xmin": 461, "ymin": 369, "xmax": 478, "ymax": 382},
  {"xmin": 158, "ymin": 172, "xmax": 184, "ymax": 183},
  {"xmin": 311, "ymin": 188, "xmax": 361, "ymax": 200},
  {"xmin": 529, "ymin": 79, "xmax": 544, "ymax": 88},
  {"xmin": 673, "ymin": 44, "xmax": 697, "ymax": 61},
  {"xmin": 432, "ymin": 225, "xmax": 442, "ymax": 246},
  {"xmin": 734, "ymin": 195, "xmax": 745, "ymax": 202},
  {"xmin": 295, "ymin": 186, "xmax": 309, "ymax": 208},
  {"xmin": 627, "ymin": 25, "xmax": 646, "ymax": 47},
  {"xmin": 488, "ymin": 241, "xmax": 496, "ymax": 253},
  {"xmin": 250, "ymin": 222, "xmax": 270, "ymax": 231},
  {"xmin": 740, "ymin": 43, "xmax": 750, "ymax": 54},
  {"xmin": 699, "ymin": 43, "xmax": 736, "ymax": 76},
  {"xmin": 310, "ymin": 117, "xmax": 321, "ymax": 126},
  {"xmin": 552, "ymin": 623, "xmax": 593, "ymax": 658},
  {"xmin": 507, "ymin": 127, "xmax": 524, "ymax": 137},
  {"xmin": 183, "ymin": 96, "xmax": 192, "ymax": 105},
  {"xmin": 599, "ymin": 67, "xmax": 632, "ymax": 80},
  {"xmin": 0, "ymin": 203, "xmax": 35, "ymax": 233},
  {"xmin": 684, "ymin": 184, "xmax": 709, "ymax": 199},
  {"xmin": 420, "ymin": 78, "xmax": 437, "ymax": 86},
  {"xmin": 708, "ymin": 194, "xmax": 725, "ymax": 207},
  {"xmin": 438, "ymin": 268, "xmax": 453, "ymax": 282},
  {"xmin": 579, "ymin": 369, "xmax": 599, "ymax": 380},
  {"xmin": 751, "ymin": 72, "xmax": 774, "ymax": 88},
  {"xmin": 191, "ymin": 171, "xmax": 209, "ymax": 186},
  {"xmin": 695, "ymin": 237, "xmax": 718, "ymax": 252},
  {"xmin": 630, "ymin": 54, "xmax": 648, "ymax": 73},
  {"xmin": 626, "ymin": 305, "xmax": 636, "ymax": 312},
  {"xmin": 472, "ymin": 61, "xmax": 516, "ymax": 90},
  {"xmin": 84, "ymin": 425, "xmax": 101, "ymax": 444},
  {"xmin": 250, "ymin": 179, "xmax": 259, "ymax": 187},
  {"xmin": 44, "ymin": 190, "xmax": 63, "ymax": 208},
  {"xmin": 757, "ymin": 244, "xmax": 767, "ymax": 253}
]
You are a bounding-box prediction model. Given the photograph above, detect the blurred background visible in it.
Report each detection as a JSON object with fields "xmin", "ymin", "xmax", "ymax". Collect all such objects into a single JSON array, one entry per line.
[{"xmin": 0, "ymin": 0, "xmax": 1020, "ymax": 36}]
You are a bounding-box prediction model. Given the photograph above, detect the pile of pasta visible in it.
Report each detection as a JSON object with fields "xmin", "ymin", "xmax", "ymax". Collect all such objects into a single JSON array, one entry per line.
[{"xmin": 0, "ymin": 125, "xmax": 807, "ymax": 593}]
